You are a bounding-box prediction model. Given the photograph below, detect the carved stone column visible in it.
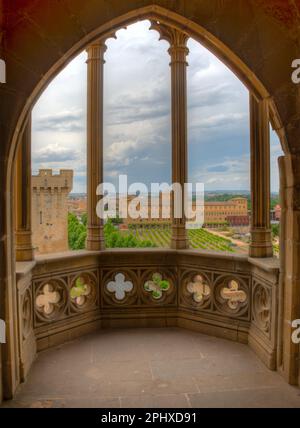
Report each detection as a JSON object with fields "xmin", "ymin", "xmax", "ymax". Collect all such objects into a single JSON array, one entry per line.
[
  {"xmin": 249, "ymin": 95, "xmax": 273, "ymax": 258},
  {"xmin": 15, "ymin": 114, "xmax": 34, "ymax": 261},
  {"xmin": 277, "ymin": 156, "xmax": 286, "ymax": 369},
  {"xmin": 151, "ymin": 22, "xmax": 189, "ymax": 249},
  {"xmin": 278, "ymin": 154, "xmax": 300, "ymax": 385},
  {"xmin": 86, "ymin": 40, "xmax": 106, "ymax": 251}
]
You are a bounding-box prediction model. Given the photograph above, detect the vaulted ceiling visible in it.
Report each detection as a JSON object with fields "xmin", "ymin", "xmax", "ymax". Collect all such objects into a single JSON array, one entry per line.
[{"xmin": 0, "ymin": 0, "xmax": 299, "ymax": 160}]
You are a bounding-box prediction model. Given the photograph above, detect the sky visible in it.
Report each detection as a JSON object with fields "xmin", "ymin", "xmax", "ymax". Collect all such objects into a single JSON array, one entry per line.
[{"xmin": 32, "ymin": 20, "xmax": 283, "ymax": 194}]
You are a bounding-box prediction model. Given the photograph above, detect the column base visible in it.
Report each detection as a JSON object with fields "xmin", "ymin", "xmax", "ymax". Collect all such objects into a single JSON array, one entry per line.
[
  {"xmin": 15, "ymin": 231, "xmax": 34, "ymax": 262},
  {"xmin": 86, "ymin": 226, "xmax": 105, "ymax": 251},
  {"xmin": 249, "ymin": 228, "xmax": 273, "ymax": 258},
  {"xmin": 86, "ymin": 240, "xmax": 105, "ymax": 251}
]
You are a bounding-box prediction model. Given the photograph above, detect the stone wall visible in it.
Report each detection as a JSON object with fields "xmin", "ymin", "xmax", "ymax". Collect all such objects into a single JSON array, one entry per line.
[{"xmin": 31, "ymin": 169, "xmax": 73, "ymax": 254}]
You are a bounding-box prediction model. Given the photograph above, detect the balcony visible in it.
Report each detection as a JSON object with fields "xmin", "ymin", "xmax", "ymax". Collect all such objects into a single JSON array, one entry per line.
[
  {"xmin": 4, "ymin": 328, "xmax": 300, "ymax": 408},
  {"xmin": 2, "ymin": 247, "xmax": 294, "ymax": 407},
  {"xmin": 2, "ymin": 2, "xmax": 300, "ymax": 406}
]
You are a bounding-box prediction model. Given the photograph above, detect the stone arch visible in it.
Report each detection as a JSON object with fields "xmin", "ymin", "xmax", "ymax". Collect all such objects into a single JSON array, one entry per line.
[
  {"xmin": 7, "ymin": 5, "xmax": 290, "ymax": 160},
  {"xmin": 1, "ymin": 1, "xmax": 299, "ymax": 398}
]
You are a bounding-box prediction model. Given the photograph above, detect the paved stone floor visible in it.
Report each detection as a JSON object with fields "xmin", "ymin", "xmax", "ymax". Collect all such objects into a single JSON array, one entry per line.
[{"xmin": 2, "ymin": 328, "xmax": 300, "ymax": 408}]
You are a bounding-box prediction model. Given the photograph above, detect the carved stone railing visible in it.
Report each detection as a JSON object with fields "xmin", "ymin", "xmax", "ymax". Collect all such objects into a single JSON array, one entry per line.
[{"xmin": 16, "ymin": 249, "xmax": 280, "ymax": 380}]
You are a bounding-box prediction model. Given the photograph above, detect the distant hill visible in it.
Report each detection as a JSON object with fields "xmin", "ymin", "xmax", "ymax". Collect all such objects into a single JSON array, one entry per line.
[{"xmin": 203, "ymin": 191, "xmax": 279, "ymax": 210}]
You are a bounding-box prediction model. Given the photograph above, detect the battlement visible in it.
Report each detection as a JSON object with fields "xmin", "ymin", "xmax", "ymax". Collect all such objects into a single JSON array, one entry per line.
[
  {"xmin": 32, "ymin": 169, "xmax": 73, "ymax": 192},
  {"xmin": 31, "ymin": 169, "xmax": 73, "ymax": 254}
]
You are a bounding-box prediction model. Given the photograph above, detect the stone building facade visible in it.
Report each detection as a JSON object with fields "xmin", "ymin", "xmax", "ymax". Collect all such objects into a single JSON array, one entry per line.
[
  {"xmin": 204, "ymin": 198, "xmax": 248, "ymax": 225},
  {"xmin": 67, "ymin": 196, "xmax": 87, "ymax": 218},
  {"xmin": 117, "ymin": 195, "xmax": 248, "ymax": 226},
  {"xmin": 118, "ymin": 193, "xmax": 173, "ymax": 225},
  {"xmin": 31, "ymin": 169, "xmax": 73, "ymax": 254}
]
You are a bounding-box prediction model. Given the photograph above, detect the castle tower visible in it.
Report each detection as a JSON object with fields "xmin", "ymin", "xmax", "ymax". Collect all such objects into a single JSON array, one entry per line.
[{"xmin": 31, "ymin": 169, "xmax": 73, "ymax": 254}]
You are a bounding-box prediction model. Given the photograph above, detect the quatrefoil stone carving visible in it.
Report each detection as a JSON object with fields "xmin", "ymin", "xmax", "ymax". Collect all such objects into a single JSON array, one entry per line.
[
  {"xmin": 221, "ymin": 279, "xmax": 247, "ymax": 310},
  {"xmin": 106, "ymin": 273, "xmax": 133, "ymax": 300},
  {"xmin": 36, "ymin": 283, "xmax": 61, "ymax": 315},
  {"xmin": 70, "ymin": 277, "xmax": 91, "ymax": 306},
  {"xmin": 187, "ymin": 274, "xmax": 210, "ymax": 303},
  {"xmin": 144, "ymin": 272, "xmax": 170, "ymax": 300}
]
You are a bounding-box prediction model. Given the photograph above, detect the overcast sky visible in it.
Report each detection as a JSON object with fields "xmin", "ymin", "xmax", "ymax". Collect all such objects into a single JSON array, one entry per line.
[{"xmin": 32, "ymin": 20, "xmax": 283, "ymax": 194}]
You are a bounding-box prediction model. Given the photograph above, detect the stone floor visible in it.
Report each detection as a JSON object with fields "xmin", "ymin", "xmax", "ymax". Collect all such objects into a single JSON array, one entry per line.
[{"xmin": 2, "ymin": 327, "xmax": 300, "ymax": 408}]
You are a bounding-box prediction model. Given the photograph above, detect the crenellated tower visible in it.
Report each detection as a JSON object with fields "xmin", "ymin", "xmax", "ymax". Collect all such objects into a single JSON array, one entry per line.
[{"xmin": 31, "ymin": 169, "xmax": 73, "ymax": 254}]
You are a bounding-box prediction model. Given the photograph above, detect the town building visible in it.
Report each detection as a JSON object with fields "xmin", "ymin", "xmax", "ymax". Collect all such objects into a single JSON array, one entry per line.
[
  {"xmin": 274, "ymin": 204, "xmax": 281, "ymax": 221},
  {"xmin": 270, "ymin": 204, "xmax": 281, "ymax": 222},
  {"xmin": 204, "ymin": 198, "xmax": 249, "ymax": 226},
  {"xmin": 67, "ymin": 196, "xmax": 87, "ymax": 218},
  {"xmin": 114, "ymin": 195, "xmax": 249, "ymax": 227}
]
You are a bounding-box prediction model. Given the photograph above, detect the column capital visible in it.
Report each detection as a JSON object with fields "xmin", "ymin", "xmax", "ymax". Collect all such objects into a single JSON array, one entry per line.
[
  {"xmin": 86, "ymin": 41, "xmax": 107, "ymax": 61},
  {"xmin": 86, "ymin": 32, "xmax": 117, "ymax": 62},
  {"xmin": 150, "ymin": 21, "xmax": 189, "ymax": 62}
]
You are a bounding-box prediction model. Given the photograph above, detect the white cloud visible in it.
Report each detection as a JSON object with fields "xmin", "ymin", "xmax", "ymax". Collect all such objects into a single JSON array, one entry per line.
[
  {"xmin": 192, "ymin": 112, "xmax": 247, "ymax": 129},
  {"xmin": 33, "ymin": 143, "xmax": 80, "ymax": 163},
  {"xmin": 31, "ymin": 20, "xmax": 281, "ymax": 193},
  {"xmin": 33, "ymin": 109, "xmax": 85, "ymax": 132},
  {"xmin": 106, "ymin": 140, "xmax": 138, "ymax": 162}
]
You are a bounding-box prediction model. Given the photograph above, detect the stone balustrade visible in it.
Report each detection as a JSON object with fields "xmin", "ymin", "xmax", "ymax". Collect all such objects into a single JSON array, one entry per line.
[{"xmin": 15, "ymin": 249, "xmax": 279, "ymax": 381}]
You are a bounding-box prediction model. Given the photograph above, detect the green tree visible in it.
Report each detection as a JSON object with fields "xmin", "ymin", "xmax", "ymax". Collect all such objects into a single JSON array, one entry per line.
[
  {"xmin": 68, "ymin": 216, "xmax": 155, "ymax": 250},
  {"xmin": 110, "ymin": 215, "xmax": 123, "ymax": 225},
  {"xmin": 68, "ymin": 213, "xmax": 87, "ymax": 250},
  {"xmin": 272, "ymin": 223, "xmax": 280, "ymax": 238},
  {"xmin": 81, "ymin": 212, "xmax": 88, "ymax": 227}
]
